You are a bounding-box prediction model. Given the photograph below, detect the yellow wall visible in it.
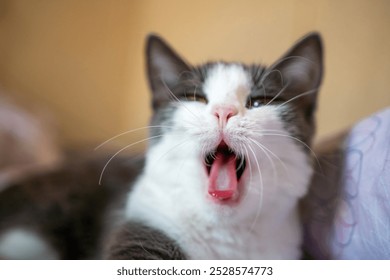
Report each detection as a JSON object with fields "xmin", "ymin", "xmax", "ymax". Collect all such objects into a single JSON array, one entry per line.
[{"xmin": 0, "ymin": 0, "xmax": 389, "ymax": 150}]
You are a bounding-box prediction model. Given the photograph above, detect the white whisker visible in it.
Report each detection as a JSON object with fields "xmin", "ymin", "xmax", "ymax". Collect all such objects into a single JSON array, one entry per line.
[
  {"xmin": 247, "ymin": 138, "xmax": 278, "ymax": 185},
  {"xmin": 94, "ymin": 125, "xmax": 173, "ymax": 150},
  {"xmin": 151, "ymin": 138, "xmax": 192, "ymax": 169},
  {"xmin": 247, "ymin": 144, "xmax": 263, "ymax": 231},
  {"xmin": 270, "ymin": 55, "xmax": 315, "ymax": 67},
  {"xmin": 161, "ymin": 78, "xmax": 201, "ymax": 122},
  {"xmin": 258, "ymin": 132, "xmax": 322, "ymax": 173},
  {"xmin": 265, "ymin": 82, "xmax": 290, "ymax": 106},
  {"xmin": 276, "ymin": 88, "xmax": 318, "ymax": 109},
  {"xmin": 263, "ymin": 68, "xmax": 284, "ymax": 85},
  {"xmin": 98, "ymin": 134, "xmax": 165, "ymax": 185},
  {"xmin": 248, "ymin": 137, "xmax": 291, "ymax": 181},
  {"xmin": 242, "ymin": 144, "xmax": 253, "ymax": 191},
  {"xmin": 236, "ymin": 152, "xmax": 246, "ymax": 172}
]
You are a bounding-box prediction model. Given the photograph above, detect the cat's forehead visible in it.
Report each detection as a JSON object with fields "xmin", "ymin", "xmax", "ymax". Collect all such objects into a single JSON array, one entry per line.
[{"xmin": 202, "ymin": 63, "xmax": 252, "ymax": 102}]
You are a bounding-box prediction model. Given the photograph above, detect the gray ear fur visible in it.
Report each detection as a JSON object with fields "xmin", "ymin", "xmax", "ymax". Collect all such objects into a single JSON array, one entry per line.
[
  {"xmin": 264, "ymin": 32, "xmax": 323, "ymax": 120},
  {"xmin": 264, "ymin": 32, "xmax": 323, "ymax": 97},
  {"xmin": 146, "ymin": 35, "xmax": 191, "ymax": 110},
  {"xmin": 269, "ymin": 32, "xmax": 323, "ymax": 92}
]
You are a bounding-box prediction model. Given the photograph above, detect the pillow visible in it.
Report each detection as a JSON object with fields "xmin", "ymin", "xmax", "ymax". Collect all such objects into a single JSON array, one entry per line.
[{"xmin": 302, "ymin": 108, "xmax": 390, "ymax": 259}]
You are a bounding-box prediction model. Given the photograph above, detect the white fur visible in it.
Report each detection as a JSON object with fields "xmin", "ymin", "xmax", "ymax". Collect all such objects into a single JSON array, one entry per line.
[
  {"xmin": 125, "ymin": 64, "xmax": 313, "ymax": 259},
  {"xmin": 0, "ymin": 228, "xmax": 58, "ymax": 259}
]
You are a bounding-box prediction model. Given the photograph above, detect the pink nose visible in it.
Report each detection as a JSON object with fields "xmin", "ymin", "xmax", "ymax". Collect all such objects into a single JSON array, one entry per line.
[{"xmin": 214, "ymin": 106, "xmax": 238, "ymax": 128}]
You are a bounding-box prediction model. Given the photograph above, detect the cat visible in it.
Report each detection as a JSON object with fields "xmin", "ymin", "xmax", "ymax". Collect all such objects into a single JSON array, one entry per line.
[{"xmin": 0, "ymin": 32, "xmax": 323, "ymax": 259}]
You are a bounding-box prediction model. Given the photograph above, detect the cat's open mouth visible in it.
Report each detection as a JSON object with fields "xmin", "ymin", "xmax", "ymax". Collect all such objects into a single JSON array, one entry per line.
[{"xmin": 204, "ymin": 141, "xmax": 246, "ymax": 201}]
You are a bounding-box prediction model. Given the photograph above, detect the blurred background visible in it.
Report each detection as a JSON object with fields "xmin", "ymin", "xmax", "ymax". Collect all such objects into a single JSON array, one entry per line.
[{"xmin": 0, "ymin": 0, "xmax": 389, "ymax": 153}]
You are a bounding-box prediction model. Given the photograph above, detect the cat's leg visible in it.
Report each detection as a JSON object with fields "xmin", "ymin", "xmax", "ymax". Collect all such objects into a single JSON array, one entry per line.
[{"xmin": 104, "ymin": 221, "xmax": 186, "ymax": 260}]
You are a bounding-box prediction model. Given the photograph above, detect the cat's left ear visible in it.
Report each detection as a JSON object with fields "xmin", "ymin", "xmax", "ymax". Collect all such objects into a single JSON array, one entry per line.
[
  {"xmin": 266, "ymin": 32, "xmax": 323, "ymax": 112},
  {"xmin": 146, "ymin": 34, "xmax": 191, "ymax": 110}
]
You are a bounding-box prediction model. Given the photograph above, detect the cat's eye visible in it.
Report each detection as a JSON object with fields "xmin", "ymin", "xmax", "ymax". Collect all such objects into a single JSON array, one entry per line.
[
  {"xmin": 185, "ymin": 94, "xmax": 208, "ymax": 104},
  {"xmin": 246, "ymin": 96, "xmax": 279, "ymax": 109},
  {"xmin": 248, "ymin": 99, "xmax": 262, "ymax": 108}
]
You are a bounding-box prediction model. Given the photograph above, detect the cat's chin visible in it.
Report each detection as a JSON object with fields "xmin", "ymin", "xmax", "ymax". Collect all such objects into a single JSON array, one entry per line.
[{"xmin": 204, "ymin": 141, "xmax": 246, "ymax": 202}]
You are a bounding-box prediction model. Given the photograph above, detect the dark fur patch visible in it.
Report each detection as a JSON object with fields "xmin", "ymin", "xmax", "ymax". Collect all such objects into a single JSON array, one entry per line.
[
  {"xmin": 0, "ymin": 154, "xmax": 144, "ymax": 259},
  {"xmin": 104, "ymin": 221, "xmax": 186, "ymax": 260}
]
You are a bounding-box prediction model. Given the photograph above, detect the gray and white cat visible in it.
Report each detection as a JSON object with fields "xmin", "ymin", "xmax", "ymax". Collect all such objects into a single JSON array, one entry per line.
[{"xmin": 0, "ymin": 32, "xmax": 323, "ymax": 259}]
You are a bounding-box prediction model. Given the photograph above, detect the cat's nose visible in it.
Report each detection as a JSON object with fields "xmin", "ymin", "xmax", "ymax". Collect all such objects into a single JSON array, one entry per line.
[{"xmin": 214, "ymin": 105, "xmax": 238, "ymax": 128}]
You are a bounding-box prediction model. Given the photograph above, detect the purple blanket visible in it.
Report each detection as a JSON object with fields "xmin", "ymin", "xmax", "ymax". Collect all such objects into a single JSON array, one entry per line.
[{"xmin": 303, "ymin": 108, "xmax": 390, "ymax": 259}]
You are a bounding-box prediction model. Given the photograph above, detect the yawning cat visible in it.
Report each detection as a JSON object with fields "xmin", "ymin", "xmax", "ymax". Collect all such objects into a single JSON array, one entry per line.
[{"xmin": 0, "ymin": 32, "xmax": 323, "ymax": 259}]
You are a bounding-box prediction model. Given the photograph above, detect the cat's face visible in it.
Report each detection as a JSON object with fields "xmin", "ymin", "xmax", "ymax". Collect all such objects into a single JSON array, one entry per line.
[{"xmin": 146, "ymin": 33, "xmax": 322, "ymax": 204}]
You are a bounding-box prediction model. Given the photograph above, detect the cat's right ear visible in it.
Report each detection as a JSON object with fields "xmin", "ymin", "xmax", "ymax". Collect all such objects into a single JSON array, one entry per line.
[{"xmin": 146, "ymin": 35, "xmax": 191, "ymax": 110}]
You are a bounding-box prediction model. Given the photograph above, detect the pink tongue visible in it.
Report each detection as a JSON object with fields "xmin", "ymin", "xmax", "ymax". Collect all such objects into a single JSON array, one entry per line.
[{"xmin": 208, "ymin": 153, "xmax": 238, "ymax": 200}]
